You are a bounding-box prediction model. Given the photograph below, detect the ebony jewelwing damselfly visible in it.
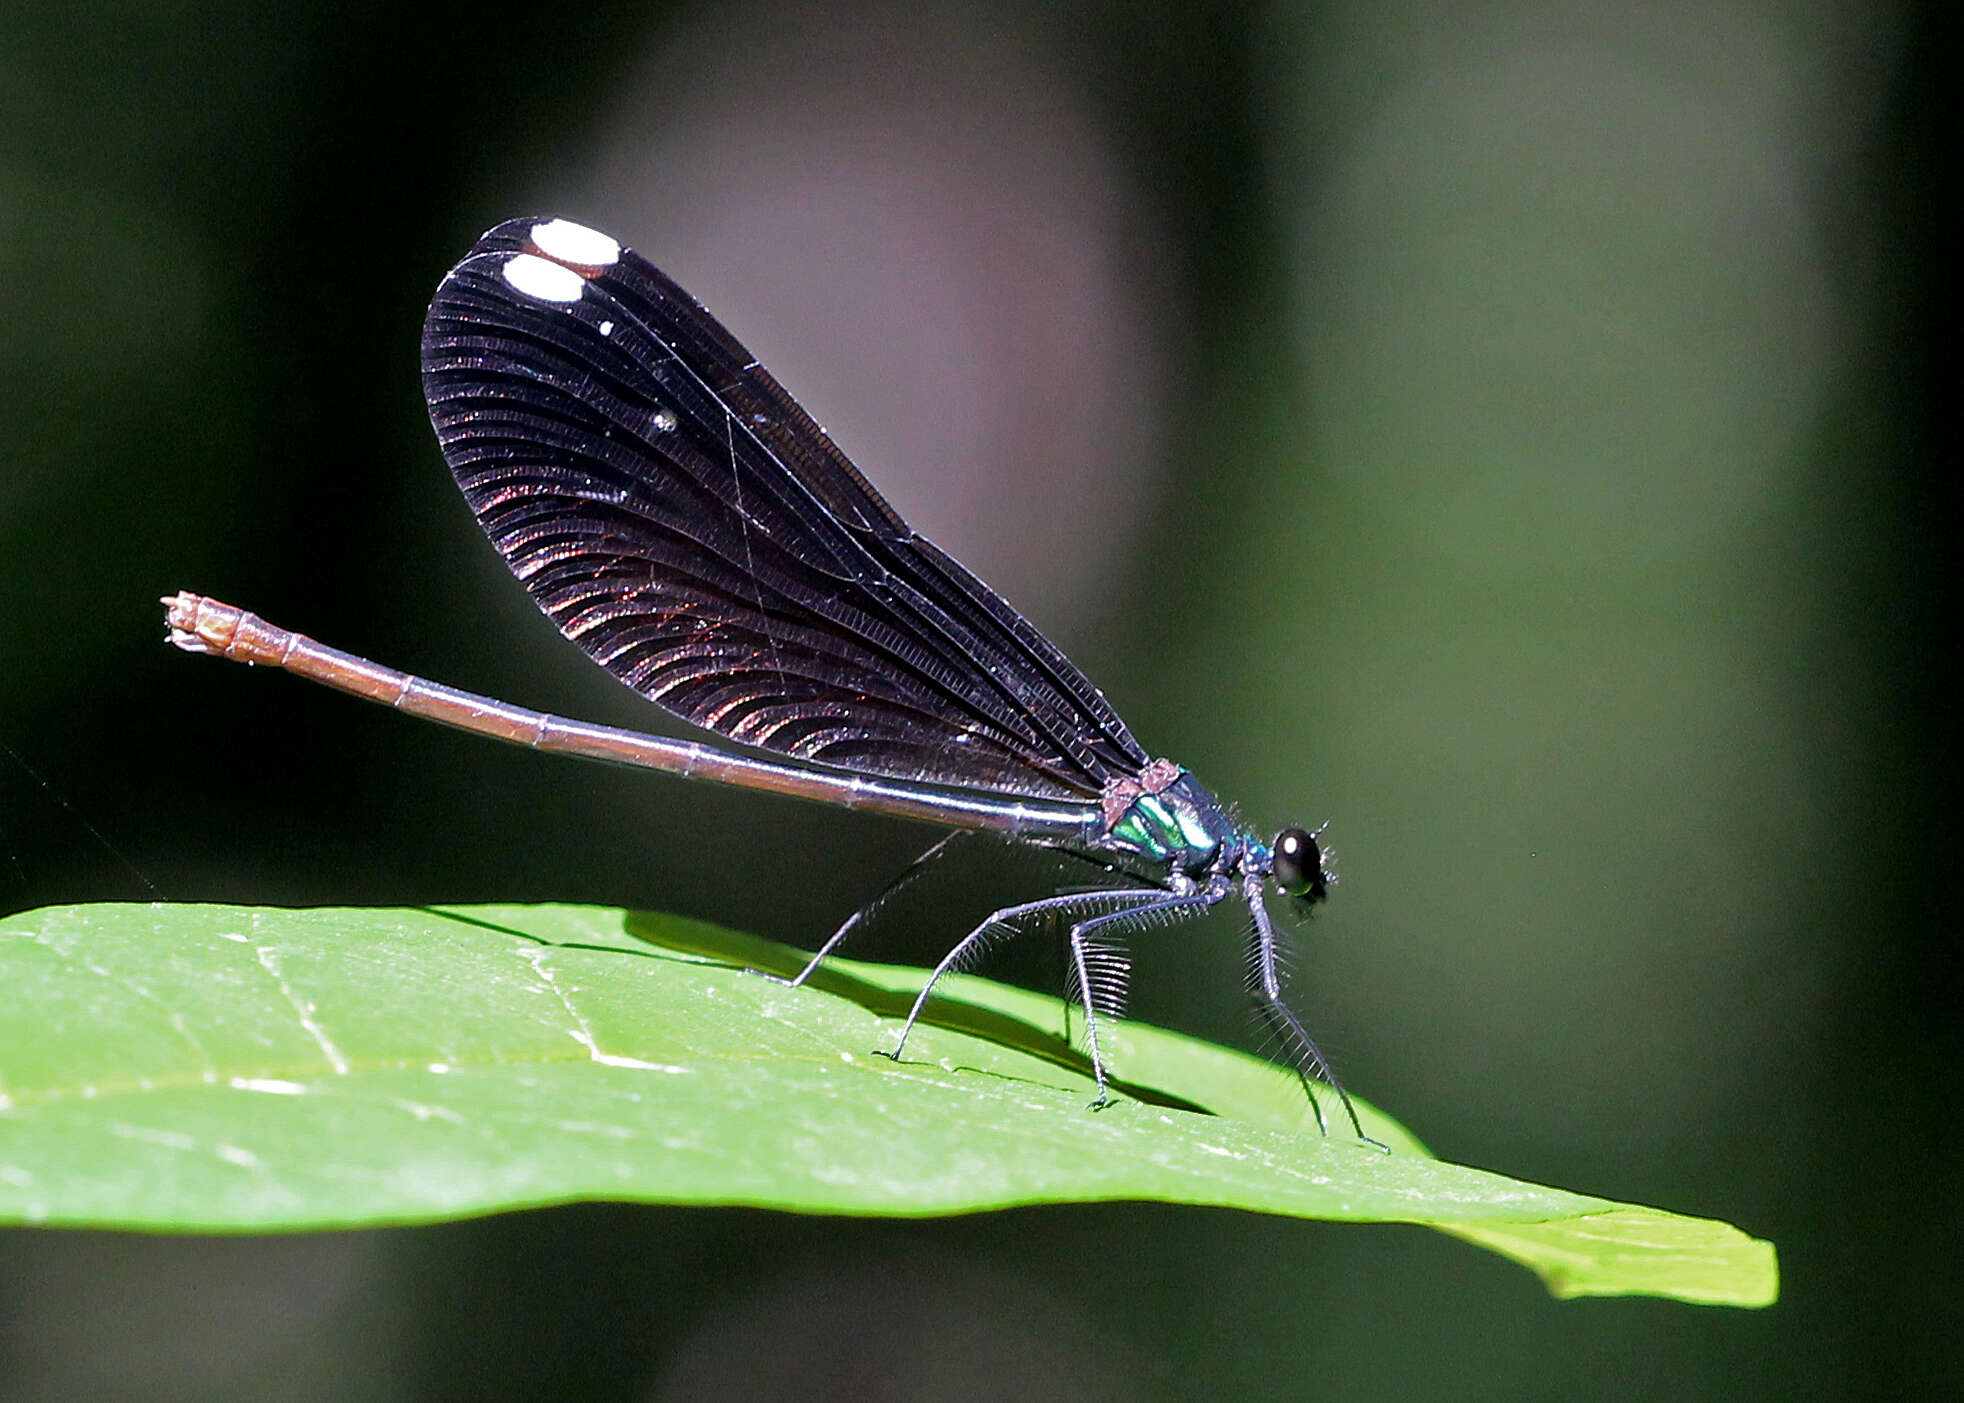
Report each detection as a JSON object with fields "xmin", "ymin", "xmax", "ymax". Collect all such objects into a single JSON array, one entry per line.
[{"xmin": 165, "ymin": 215, "xmax": 1373, "ymax": 1141}]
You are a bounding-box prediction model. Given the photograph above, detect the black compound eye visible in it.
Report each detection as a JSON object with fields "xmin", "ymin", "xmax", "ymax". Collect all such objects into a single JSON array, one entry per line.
[{"xmin": 1272, "ymin": 827, "xmax": 1327, "ymax": 901}]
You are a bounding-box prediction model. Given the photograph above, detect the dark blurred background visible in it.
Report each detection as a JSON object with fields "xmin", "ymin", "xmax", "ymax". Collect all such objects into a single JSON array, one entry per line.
[{"xmin": 0, "ymin": 0, "xmax": 1950, "ymax": 1399}]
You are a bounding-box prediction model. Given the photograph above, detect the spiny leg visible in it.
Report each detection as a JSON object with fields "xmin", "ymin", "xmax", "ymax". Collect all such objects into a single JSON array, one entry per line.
[
  {"xmin": 1244, "ymin": 875, "xmax": 1382, "ymax": 1147},
  {"xmin": 780, "ymin": 832, "xmax": 962, "ymax": 987},
  {"xmin": 1065, "ymin": 890, "xmax": 1220, "ymax": 1107},
  {"xmin": 881, "ymin": 889, "xmax": 1162, "ymax": 1064}
]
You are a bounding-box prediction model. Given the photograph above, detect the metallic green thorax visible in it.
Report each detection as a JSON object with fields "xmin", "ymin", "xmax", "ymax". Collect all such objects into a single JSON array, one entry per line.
[
  {"xmin": 1108, "ymin": 789, "xmax": 1209, "ymax": 859},
  {"xmin": 1098, "ymin": 759, "xmax": 1241, "ymax": 877}
]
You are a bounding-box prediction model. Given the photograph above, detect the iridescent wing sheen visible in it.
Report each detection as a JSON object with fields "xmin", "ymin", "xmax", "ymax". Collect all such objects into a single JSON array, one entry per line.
[{"xmin": 420, "ymin": 216, "xmax": 1149, "ymax": 801}]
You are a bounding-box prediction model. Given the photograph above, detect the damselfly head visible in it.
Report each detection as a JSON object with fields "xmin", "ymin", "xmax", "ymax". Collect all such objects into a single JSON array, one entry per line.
[{"xmin": 1271, "ymin": 826, "xmax": 1332, "ymax": 906}]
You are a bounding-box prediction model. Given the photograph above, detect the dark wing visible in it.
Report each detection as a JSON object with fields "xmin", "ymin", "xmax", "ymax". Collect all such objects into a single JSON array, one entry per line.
[{"xmin": 420, "ymin": 216, "xmax": 1149, "ymax": 802}]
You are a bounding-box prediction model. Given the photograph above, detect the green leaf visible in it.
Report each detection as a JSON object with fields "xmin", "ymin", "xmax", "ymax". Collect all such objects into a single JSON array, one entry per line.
[{"xmin": 0, "ymin": 902, "xmax": 1774, "ymax": 1306}]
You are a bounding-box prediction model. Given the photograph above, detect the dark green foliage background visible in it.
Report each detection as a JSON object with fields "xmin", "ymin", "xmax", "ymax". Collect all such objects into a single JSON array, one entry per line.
[{"xmin": 0, "ymin": 1, "xmax": 1947, "ymax": 1399}]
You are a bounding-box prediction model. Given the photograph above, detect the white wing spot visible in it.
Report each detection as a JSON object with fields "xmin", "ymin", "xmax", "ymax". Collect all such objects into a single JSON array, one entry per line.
[
  {"xmin": 530, "ymin": 217, "xmax": 620, "ymax": 267},
  {"xmin": 503, "ymin": 252, "xmax": 585, "ymax": 304}
]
